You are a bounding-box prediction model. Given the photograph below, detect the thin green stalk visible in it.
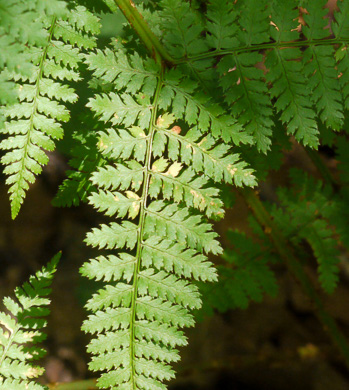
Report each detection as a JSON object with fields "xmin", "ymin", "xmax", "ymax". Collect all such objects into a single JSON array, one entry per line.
[
  {"xmin": 180, "ymin": 38, "xmax": 349, "ymax": 64},
  {"xmin": 112, "ymin": 0, "xmax": 174, "ymax": 65},
  {"xmin": 241, "ymin": 187, "xmax": 349, "ymax": 368}
]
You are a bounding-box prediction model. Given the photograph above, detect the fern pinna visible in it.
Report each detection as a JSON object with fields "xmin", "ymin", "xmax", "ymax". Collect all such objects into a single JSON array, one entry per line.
[
  {"xmin": 0, "ymin": 253, "xmax": 60, "ymax": 390},
  {"xmin": 80, "ymin": 45, "xmax": 256, "ymax": 389},
  {"xmin": 0, "ymin": 3, "xmax": 100, "ymax": 219}
]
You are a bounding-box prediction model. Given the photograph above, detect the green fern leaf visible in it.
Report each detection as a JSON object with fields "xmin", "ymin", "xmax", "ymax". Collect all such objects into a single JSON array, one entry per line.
[
  {"xmin": 333, "ymin": 1, "xmax": 349, "ymax": 111},
  {"xmin": 0, "ymin": 6, "xmax": 100, "ymax": 218},
  {"xmin": 87, "ymin": 93, "xmax": 152, "ymax": 129},
  {"xmin": 81, "ymin": 34, "xmax": 256, "ymax": 387},
  {"xmin": 0, "ymin": 253, "xmax": 60, "ymax": 389},
  {"xmin": 200, "ymin": 226, "xmax": 278, "ymax": 314},
  {"xmin": 85, "ymin": 48, "xmax": 159, "ymax": 95},
  {"xmin": 218, "ymin": 52, "xmax": 274, "ymax": 153},
  {"xmin": 149, "ymin": 164, "xmax": 224, "ymax": 218},
  {"xmin": 266, "ymin": 0, "xmax": 319, "ymax": 147},
  {"xmin": 302, "ymin": 1, "xmax": 344, "ymax": 130},
  {"xmin": 142, "ymin": 236, "xmax": 218, "ymax": 282},
  {"xmin": 272, "ymin": 169, "xmax": 341, "ymax": 293}
]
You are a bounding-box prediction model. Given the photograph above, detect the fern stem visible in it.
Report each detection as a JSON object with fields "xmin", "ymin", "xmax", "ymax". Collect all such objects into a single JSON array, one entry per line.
[
  {"xmin": 128, "ymin": 68, "xmax": 164, "ymax": 388},
  {"xmin": 180, "ymin": 38, "xmax": 349, "ymax": 65},
  {"xmin": 112, "ymin": 0, "xmax": 174, "ymax": 65},
  {"xmin": 242, "ymin": 187, "xmax": 349, "ymax": 368}
]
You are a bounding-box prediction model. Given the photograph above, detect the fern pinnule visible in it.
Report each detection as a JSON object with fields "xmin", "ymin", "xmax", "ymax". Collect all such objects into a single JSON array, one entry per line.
[
  {"xmin": 206, "ymin": 0, "xmax": 238, "ymax": 51},
  {"xmin": 0, "ymin": 253, "xmax": 60, "ymax": 390},
  {"xmin": 0, "ymin": 5, "xmax": 100, "ymax": 219},
  {"xmin": 159, "ymin": 0, "xmax": 208, "ymax": 59},
  {"xmin": 86, "ymin": 48, "xmax": 159, "ymax": 95},
  {"xmin": 237, "ymin": 0, "xmax": 270, "ymax": 46}
]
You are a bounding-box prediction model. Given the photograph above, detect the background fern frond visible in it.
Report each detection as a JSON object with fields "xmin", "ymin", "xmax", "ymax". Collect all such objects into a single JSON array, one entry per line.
[
  {"xmin": 0, "ymin": 253, "xmax": 60, "ymax": 389},
  {"xmin": 334, "ymin": 1, "xmax": 349, "ymax": 110},
  {"xmin": 271, "ymin": 169, "xmax": 341, "ymax": 293},
  {"xmin": 302, "ymin": 1, "xmax": 344, "ymax": 130},
  {"xmin": 200, "ymin": 229, "xmax": 278, "ymax": 314},
  {"xmin": 266, "ymin": 1, "xmax": 319, "ymax": 148},
  {"xmin": 237, "ymin": 0, "xmax": 270, "ymax": 46},
  {"xmin": 0, "ymin": 5, "xmax": 100, "ymax": 218}
]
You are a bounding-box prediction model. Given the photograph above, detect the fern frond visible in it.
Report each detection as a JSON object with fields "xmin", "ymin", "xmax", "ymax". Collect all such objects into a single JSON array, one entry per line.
[
  {"xmin": 0, "ymin": 5, "xmax": 100, "ymax": 218},
  {"xmin": 149, "ymin": 164, "xmax": 224, "ymax": 218},
  {"xmin": 0, "ymin": 253, "xmax": 60, "ymax": 389},
  {"xmin": 142, "ymin": 237, "xmax": 217, "ymax": 281},
  {"xmin": 144, "ymin": 200, "xmax": 221, "ymax": 254},
  {"xmin": 266, "ymin": 0, "xmax": 318, "ymax": 148},
  {"xmin": 302, "ymin": 1, "xmax": 344, "ymax": 130},
  {"xmin": 97, "ymin": 127, "xmax": 148, "ymax": 162},
  {"xmin": 333, "ymin": 1, "xmax": 349, "ymax": 111},
  {"xmin": 81, "ymin": 35, "xmax": 256, "ymax": 387},
  {"xmin": 199, "ymin": 223, "xmax": 278, "ymax": 316},
  {"xmin": 333, "ymin": 0, "xmax": 349, "ymax": 39},
  {"xmin": 272, "ymin": 169, "xmax": 341, "ymax": 293},
  {"xmin": 205, "ymin": 1, "xmax": 272, "ymax": 151}
]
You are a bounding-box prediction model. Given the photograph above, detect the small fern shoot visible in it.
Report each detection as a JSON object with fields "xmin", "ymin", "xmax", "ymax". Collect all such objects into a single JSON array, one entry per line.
[{"xmin": 0, "ymin": 252, "xmax": 60, "ymax": 390}]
